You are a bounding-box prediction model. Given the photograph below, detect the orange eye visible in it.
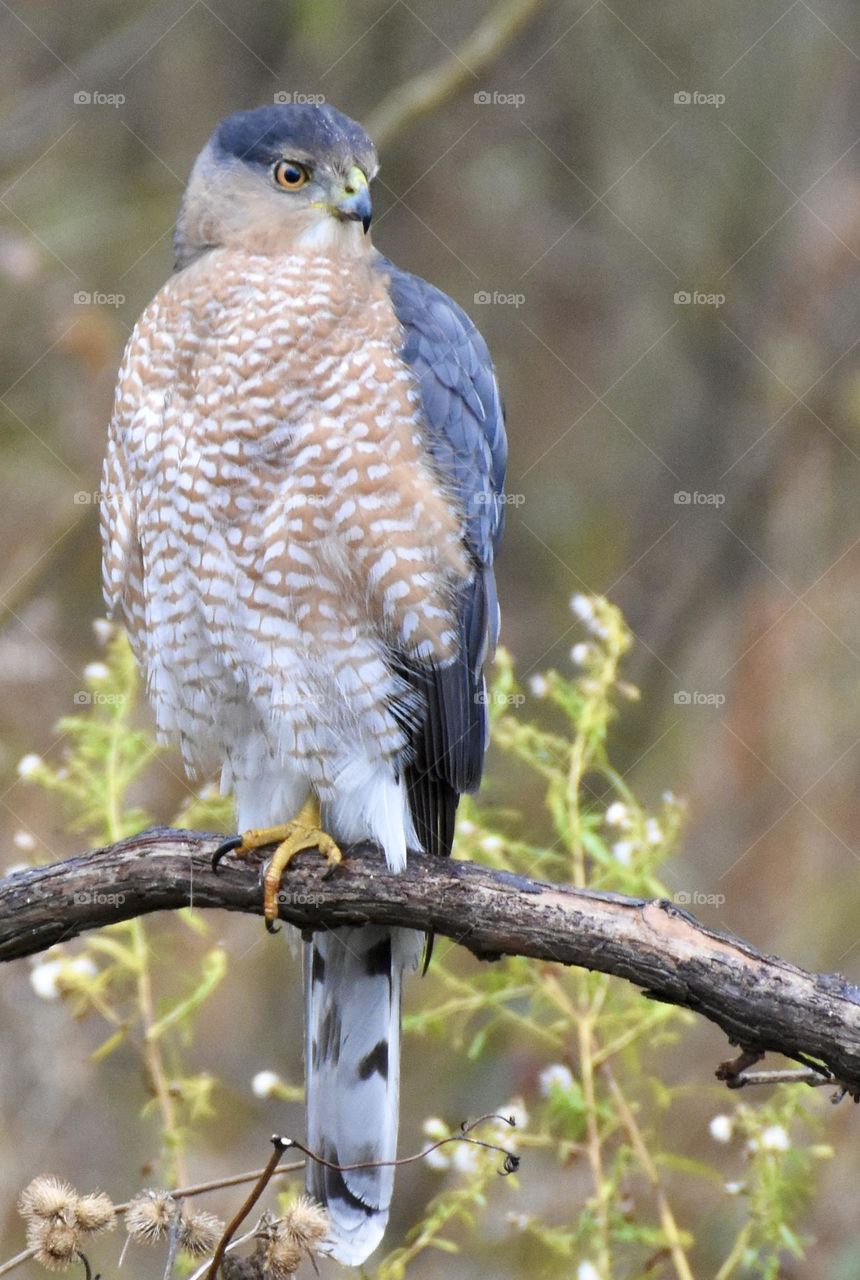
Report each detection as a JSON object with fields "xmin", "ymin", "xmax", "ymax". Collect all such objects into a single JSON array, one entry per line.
[{"xmin": 274, "ymin": 159, "xmax": 310, "ymax": 190}]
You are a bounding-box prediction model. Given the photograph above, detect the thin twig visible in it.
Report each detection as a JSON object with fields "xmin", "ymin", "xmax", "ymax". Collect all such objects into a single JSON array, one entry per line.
[
  {"xmin": 283, "ymin": 1113, "xmax": 519, "ymax": 1177},
  {"xmin": 206, "ymin": 1136, "xmax": 291, "ymax": 1280},
  {"xmin": 366, "ymin": 0, "xmax": 548, "ymax": 147},
  {"xmin": 161, "ymin": 1211, "xmax": 181, "ymax": 1280},
  {"xmin": 186, "ymin": 1227, "xmax": 259, "ymax": 1280},
  {"xmin": 727, "ymin": 1067, "xmax": 834, "ymax": 1089},
  {"xmin": 126, "ymin": 1161, "xmax": 306, "ymax": 1207}
]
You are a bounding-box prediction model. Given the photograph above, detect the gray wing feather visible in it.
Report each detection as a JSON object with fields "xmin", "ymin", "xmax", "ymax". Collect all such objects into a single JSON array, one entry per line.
[{"xmin": 375, "ymin": 256, "xmax": 507, "ymax": 858}]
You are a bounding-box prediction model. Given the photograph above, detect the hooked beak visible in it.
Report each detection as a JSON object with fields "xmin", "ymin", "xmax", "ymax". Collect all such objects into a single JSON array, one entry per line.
[{"xmin": 333, "ymin": 165, "xmax": 372, "ymax": 234}]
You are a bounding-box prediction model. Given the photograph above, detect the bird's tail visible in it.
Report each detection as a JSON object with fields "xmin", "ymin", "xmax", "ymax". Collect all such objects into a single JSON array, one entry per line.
[{"xmin": 304, "ymin": 925, "xmax": 419, "ymax": 1265}]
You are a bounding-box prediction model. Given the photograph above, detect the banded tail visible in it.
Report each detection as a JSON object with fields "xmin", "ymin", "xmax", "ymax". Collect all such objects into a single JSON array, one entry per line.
[{"xmin": 304, "ymin": 925, "xmax": 420, "ymax": 1265}]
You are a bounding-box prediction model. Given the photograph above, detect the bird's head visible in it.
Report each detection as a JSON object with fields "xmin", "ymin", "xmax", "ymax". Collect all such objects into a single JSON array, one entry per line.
[{"xmin": 174, "ymin": 103, "xmax": 378, "ymax": 267}]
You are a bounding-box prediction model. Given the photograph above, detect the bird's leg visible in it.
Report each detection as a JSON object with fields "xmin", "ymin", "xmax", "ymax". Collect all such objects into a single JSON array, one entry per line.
[{"xmin": 212, "ymin": 797, "xmax": 341, "ymax": 933}]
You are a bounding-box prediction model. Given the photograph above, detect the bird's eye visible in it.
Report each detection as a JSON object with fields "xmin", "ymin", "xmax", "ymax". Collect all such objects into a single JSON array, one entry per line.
[{"xmin": 274, "ymin": 160, "xmax": 310, "ymax": 190}]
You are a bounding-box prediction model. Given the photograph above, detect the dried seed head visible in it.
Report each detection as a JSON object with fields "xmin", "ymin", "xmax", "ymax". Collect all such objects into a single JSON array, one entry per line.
[
  {"xmin": 277, "ymin": 1195, "xmax": 329, "ymax": 1251},
  {"xmin": 18, "ymin": 1177, "xmax": 77, "ymax": 1224},
  {"xmin": 178, "ymin": 1207, "xmax": 224, "ymax": 1257},
  {"xmin": 252, "ymin": 1215, "xmax": 299, "ymax": 1280},
  {"xmin": 222, "ymin": 1255, "xmax": 265, "ymax": 1279},
  {"xmin": 259, "ymin": 1236, "xmax": 303, "ymax": 1279},
  {"xmin": 124, "ymin": 1189, "xmax": 177, "ymax": 1244},
  {"xmin": 75, "ymin": 1191, "xmax": 115, "ymax": 1235},
  {"xmin": 26, "ymin": 1218, "xmax": 81, "ymax": 1271}
]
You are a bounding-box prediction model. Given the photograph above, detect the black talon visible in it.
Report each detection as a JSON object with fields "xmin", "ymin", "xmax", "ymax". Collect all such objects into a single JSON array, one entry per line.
[
  {"xmin": 212, "ymin": 835, "xmax": 243, "ymax": 873},
  {"xmin": 265, "ymin": 917, "xmax": 281, "ymax": 935}
]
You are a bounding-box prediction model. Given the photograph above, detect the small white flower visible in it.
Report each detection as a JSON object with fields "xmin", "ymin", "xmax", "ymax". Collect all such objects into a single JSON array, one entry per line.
[
  {"xmin": 251, "ymin": 1070, "xmax": 281, "ymax": 1098},
  {"xmin": 605, "ymin": 801, "xmax": 629, "ymax": 828},
  {"xmin": 422, "ymin": 1117, "xmax": 449, "ymax": 1141},
  {"xmin": 645, "ymin": 818, "xmax": 663, "ymax": 845},
  {"xmin": 92, "ymin": 618, "xmax": 115, "ymax": 646},
  {"xmin": 423, "ymin": 1147, "xmax": 451, "ymax": 1171},
  {"xmin": 504, "ymin": 1099, "xmax": 529, "ymax": 1131},
  {"xmin": 29, "ymin": 956, "xmax": 94, "ymax": 1000},
  {"xmin": 457, "ymin": 819, "xmax": 475, "ymax": 836},
  {"xmin": 452, "ymin": 1143, "xmax": 480, "ymax": 1174},
  {"xmin": 539, "ymin": 1064, "xmax": 574, "ymax": 1095},
  {"xmin": 724, "ymin": 1181, "xmax": 745, "ymax": 1196},
  {"xmin": 577, "ymin": 1263, "xmax": 601, "ymax": 1280},
  {"xmin": 13, "ymin": 830, "xmax": 36, "ymax": 852},
  {"xmin": 662, "ymin": 790, "xmax": 677, "ymax": 804},
  {"xmin": 570, "ymin": 642, "xmax": 593, "ymax": 666},
  {"xmin": 505, "ymin": 1211, "xmax": 531, "ymax": 1232},
  {"xmin": 760, "ymin": 1124, "xmax": 790, "ymax": 1152},
  {"xmin": 16, "ymin": 754, "xmax": 43, "ymax": 780},
  {"xmin": 570, "ymin": 594, "xmax": 595, "ymax": 622},
  {"xmin": 30, "ymin": 959, "xmax": 64, "ymax": 999},
  {"xmin": 480, "ymin": 835, "xmax": 503, "ymax": 853},
  {"xmin": 528, "ymin": 674, "xmax": 548, "ymax": 698},
  {"xmin": 83, "ymin": 662, "xmax": 110, "ymax": 682},
  {"xmin": 612, "ymin": 840, "xmax": 634, "ymax": 866},
  {"xmin": 709, "ymin": 1114, "xmax": 734, "ymax": 1144}
]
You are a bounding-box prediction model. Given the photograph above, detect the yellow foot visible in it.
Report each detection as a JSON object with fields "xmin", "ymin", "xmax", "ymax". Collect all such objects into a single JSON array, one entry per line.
[{"xmin": 212, "ymin": 799, "xmax": 341, "ymax": 933}]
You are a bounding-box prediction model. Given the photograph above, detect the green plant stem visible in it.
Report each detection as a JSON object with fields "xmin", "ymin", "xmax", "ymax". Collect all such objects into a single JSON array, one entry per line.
[
  {"xmin": 714, "ymin": 1223, "xmax": 752, "ymax": 1280},
  {"xmin": 104, "ymin": 661, "xmax": 188, "ymax": 1186},
  {"xmin": 603, "ymin": 1067, "xmax": 695, "ymax": 1280},
  {"xmin": 578, "ymin": 1013, "xmax": 611, "ymax": 1279},
  {"xmin": 134, "ymin": 920, "xmax": 188, "ymax": 1187}
]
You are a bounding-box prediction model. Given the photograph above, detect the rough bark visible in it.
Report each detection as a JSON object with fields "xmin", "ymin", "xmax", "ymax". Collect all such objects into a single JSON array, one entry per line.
[{"xmin": 2, "ymin": 828, "xmax": 859, "ymax": 1091}]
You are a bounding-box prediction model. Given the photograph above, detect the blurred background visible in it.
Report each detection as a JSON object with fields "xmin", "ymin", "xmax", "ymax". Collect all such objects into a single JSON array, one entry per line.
[{"xmin": 1, "ymin": 0, "xmax": 860, "ymax": 1275}]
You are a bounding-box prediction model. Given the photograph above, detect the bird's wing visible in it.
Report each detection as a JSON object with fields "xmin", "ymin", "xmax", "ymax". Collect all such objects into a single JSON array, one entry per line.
[{"xmin": 375, "ymin": 256, "xmax": 507, "ymax": 859}]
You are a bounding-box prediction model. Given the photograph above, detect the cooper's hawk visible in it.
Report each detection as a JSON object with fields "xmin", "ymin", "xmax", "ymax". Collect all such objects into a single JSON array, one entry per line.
[{"xmin": 102, "ymin": 103, "xmax": 506, "ymax": 1264}]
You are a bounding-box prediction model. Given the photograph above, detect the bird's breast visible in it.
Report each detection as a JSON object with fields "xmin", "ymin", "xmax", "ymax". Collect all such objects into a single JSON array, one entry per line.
[{"xmin": 119, "ymin": 248, "xmax": 470, "ymax": 663}]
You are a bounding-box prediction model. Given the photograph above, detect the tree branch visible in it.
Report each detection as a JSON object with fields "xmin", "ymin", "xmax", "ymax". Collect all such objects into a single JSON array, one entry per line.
[
  {"xmin": 2, "ymin": 828, "xmax": 860, "ymax": 1092},
  {"xmin": 365, "ymin": 0, "xmax": 548, "ymax": 147}
]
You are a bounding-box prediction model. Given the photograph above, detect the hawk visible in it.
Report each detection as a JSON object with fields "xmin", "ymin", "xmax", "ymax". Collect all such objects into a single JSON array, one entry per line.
[{"xmin": 102, "ymin": 103, "xmax": 506, "ymax": 1264}]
